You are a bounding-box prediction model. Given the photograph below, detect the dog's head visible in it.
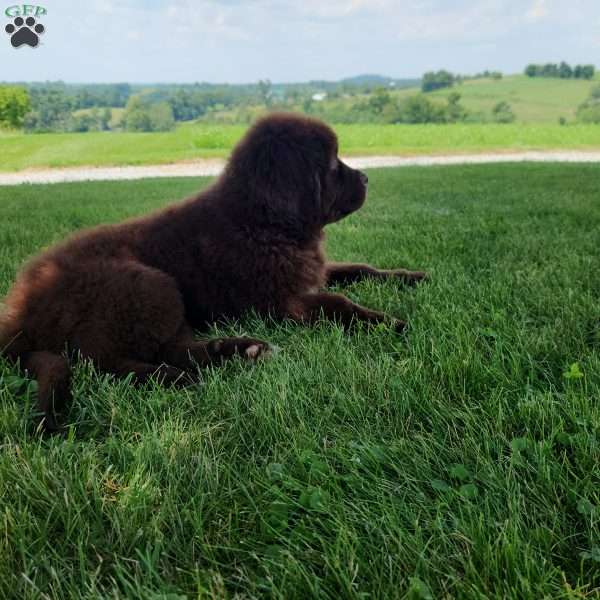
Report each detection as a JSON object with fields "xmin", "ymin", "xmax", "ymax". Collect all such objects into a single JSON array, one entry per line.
[{"xmin": 224, "ymin": 113, "xmax": 368, "ymax": 233}]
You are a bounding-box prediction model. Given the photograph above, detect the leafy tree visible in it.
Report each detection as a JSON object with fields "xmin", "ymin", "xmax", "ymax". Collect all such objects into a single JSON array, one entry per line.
[
  {"xmin": 258, "ymin": 79, "xmax": 272, "ymax": 108},
  {"xmin": 0, "ymin": 85, "xmax": 30, "ymax": 128},
  {"xmin": 99, "ymin": 108, "xmax": 112, "ymax": 131},
  {"xmin": 541, "ymin": 63, "xmax": 559, "ymax": 77},
  {"xmin": 24, "ymin": 88, "xmax": 72, "ymax": 132},
  {"xmin": 492, "ymin": 101, "xmax": 516, "ymax": 123},
  {"xmin": 66, "ymin": 107, "xmax": 113, "ymax": 132},
  {"xmin": 580, "ymin": 65, "xmax": 595, "ymax": 80},
  {"xmin": 108, "ymin": 83, "xmax": 132, "ymax": 107},
  {"xmin": 395, "ymin": 95, "xmax": 446, "ymax": 123},
  {"xmin": 148, "ymin": 103, "xmax": 175, "ymax": 131},
  {"xmin": 422, "ymin": 70, "xmax": 455, "ymax": 92},
  {"xmin": 525, "ymin": 64, "xmax": 538, "ymax": 77},
  {"xmin": 68, "ymin": 113, "xmax": 96, "ymax": 132},
  {"xmin": 367, "ymin": 87, "xmax": 392, "ymax": 114},
  {"xmin": 559, "ymin": 61, "xmax": 573, "ymax": 78},
  {"xmin": 123, "ymin": 96, "xmax": 175, "ymax": 132},
  {"xmin": 446, "ymin": 92, "xmax": 467, "ymax": 122},
  {"xmin": 380, "ymin": 101, "xmax": 400, "ymax": 124},
  {"xmin": 167, "ymin": 89, "xmax": 208, "ymax": 121},
  {"xmin": 123, "ymin": 96, "xmax": 152, "ymax": 131}
]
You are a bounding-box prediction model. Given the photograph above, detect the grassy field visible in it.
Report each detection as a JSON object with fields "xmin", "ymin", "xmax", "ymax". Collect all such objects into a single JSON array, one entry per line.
[
  {"xmin": 1, "ymin": 121, "xmax": 600, "ymax": 171},
  {"xmin": 426, "ymin": 75, "xmax": 598, "ymax": 123},
  {"xmin": 0, "ymin": 164, "xmax": 599, "ymax": 598}
]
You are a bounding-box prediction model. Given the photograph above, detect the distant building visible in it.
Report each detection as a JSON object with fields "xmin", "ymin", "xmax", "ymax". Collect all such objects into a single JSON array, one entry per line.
[{"xmin": 311, "ymin": 92, "xmax": 327, "ymax": 102}]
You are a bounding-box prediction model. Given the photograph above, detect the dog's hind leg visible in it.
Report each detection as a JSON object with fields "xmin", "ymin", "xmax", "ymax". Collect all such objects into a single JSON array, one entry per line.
[
  {"xmin": 110, "ymin": 359, "xmax": 195, "ymax": 387},
  {"xmin": 325, "ymin": 263, "xmax": 428, "ymax": 286},
  {"xmin": 21, "ymin": 351, "xmax": 71, "ymax": 432},
  {"xmin": 287, "ymin": 291, "xmax": 407, "ymax": 333},
  {"xmin": 161, "ymin": 336, "xmax": 272, "ymax": 371}
]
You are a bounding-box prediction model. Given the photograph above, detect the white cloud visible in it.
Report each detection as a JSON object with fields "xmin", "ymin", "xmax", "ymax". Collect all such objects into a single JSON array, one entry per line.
[
  {"xmin": 394, "ymin": 1, "xmax": 524, "ymax": 43},
  {"xmin": 293, "ymin": 0, "xmax": 392, "ymax": 20},
  {"xmin": 526, "ymin": 0, "xmax": 548, "ymax": 21},
  {"xmin": 163, "ymin": 1, "xmax": 252, "ymax": 42},
  {"xmin": 93, "ymin": 0, "xmax": 115, "ymax": 14}
]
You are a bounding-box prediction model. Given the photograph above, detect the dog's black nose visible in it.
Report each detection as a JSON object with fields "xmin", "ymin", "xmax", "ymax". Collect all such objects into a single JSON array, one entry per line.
[{"xmin": 359, "ymin": 171, "xmax": 368, "ymax": 185}]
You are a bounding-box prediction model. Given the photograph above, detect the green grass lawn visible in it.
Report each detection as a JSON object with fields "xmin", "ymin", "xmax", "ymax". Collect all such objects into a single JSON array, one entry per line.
[
  {"xmin": 1, "ymin": 164, "xmax": 599, "ymax": 598},
  {"xmin": 1, "ymin": 121, "xmax": 600, "ymax": 172}
]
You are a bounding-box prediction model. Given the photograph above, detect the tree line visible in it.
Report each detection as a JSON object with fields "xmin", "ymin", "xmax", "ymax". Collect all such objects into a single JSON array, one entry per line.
[
  {"xmin": 525, "ymin": 63, "xmax": 595, "ymax": 79},
  {"xmin": 421, "ymin": 70, "xmax": 503, "ymax": 93},
  {"xmin": 1, "ymin": 65, "xmax": 599, "ymax": 132}
]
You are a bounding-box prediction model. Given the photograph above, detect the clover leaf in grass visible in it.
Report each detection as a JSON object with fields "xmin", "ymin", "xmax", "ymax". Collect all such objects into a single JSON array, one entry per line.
[
  {"xmin": 563, "ymin": 362, "xmax": 584, "ymax": 380},
  {"xmin": 459, "ymin": 483, "xmax": 479, "ymax": 499},
  {"xmin": 449, "ymin": 463, "xmax": 471, "ymax": 481},
  {"xmin": 430, "ymin": 479, "xmax": 451, "ymax": 492},
  {"xmin": 580, "ymin": 546, "xmax": 600, "ymax": 563},
  {"xmin": 266, "ymin": 462, "xmax": 285, "ymax": 482},
  {"xmin": 554, "ymin": 432, "xmax": 572, "ymax": 446},
  {"xmin": 408, "ymin": 577, "xmax": 433, "ymax": 600},
  {"xmin": 511, "ymin": 437, "xmax": 531, "ymax": 453},
  {"xmin": 299, "ymin": 487, "xmax": 328, "ymax": 511},
  {"xmin": 577, "ymin": 498, "xmax": 595, "ymax": 516},
  {"xmin": 265, "ymin": 500, "xmax": 291, "ymax": 531},
  {"xmin": 299, "ymin": 450, "xmax": 329, "ymax": 480}
]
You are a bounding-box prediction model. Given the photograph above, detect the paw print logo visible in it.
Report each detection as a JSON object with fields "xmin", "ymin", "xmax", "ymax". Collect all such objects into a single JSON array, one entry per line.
[{"xmin": 5, "ymin": 16, "xmax": 45, "ymax": 48}]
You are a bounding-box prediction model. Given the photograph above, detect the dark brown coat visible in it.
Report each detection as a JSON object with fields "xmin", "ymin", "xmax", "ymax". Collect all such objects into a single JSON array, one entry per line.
[{"xmin": 0, "ymin": 113, "xmax": 426, "ymax": 430}]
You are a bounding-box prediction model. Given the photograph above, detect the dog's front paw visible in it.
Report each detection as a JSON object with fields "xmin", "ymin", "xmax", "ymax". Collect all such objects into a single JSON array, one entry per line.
[
  {"xmin": 391, "ymin": 319, "xmax": 408, "ymax": 334},
  {"xmin": 208, "ymin": 337, "xmax": 274, "ymax": 361},
  {"xmin": 391, "ymin": 269, "xmax": 428, "ymax": 286}
]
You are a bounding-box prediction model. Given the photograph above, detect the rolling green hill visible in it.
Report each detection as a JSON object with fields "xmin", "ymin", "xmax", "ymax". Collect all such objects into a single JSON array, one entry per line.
[{"xmin": 415, "ymin": 75, "xmax": 598, "ymax": 123}]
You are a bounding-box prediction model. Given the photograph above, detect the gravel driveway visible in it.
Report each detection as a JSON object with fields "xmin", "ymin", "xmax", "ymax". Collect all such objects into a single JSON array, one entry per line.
[{"xmin": 1, "ymin": 151, "xmax": 600, "ymax": 186}]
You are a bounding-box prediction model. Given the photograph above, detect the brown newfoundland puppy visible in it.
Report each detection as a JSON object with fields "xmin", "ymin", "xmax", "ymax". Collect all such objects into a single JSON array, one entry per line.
[{"xmin": 0, "ymin": 113, "xmax": 426, "ymax": 430}]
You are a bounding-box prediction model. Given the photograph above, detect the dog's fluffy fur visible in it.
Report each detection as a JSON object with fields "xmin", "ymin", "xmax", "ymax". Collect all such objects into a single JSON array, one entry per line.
[{"xmin": 0, "ymin": 113, "xmax": 426, "ymax": 429}]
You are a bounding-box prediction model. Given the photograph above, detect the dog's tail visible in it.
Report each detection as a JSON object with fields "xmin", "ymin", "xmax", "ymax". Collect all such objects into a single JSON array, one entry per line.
[{"xmin": 1, "ymin": 297, "xmax": 71, "ymax": 432}]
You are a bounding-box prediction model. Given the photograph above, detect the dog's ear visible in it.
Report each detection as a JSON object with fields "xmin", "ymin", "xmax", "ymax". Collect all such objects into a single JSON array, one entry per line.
[
  {"xmin": 247, "ymin": 136, "xmax": 322, "ymax": 228},
  {"xmin": 313, "ymin": 171, "xmax": 323, "ymax": 219}
]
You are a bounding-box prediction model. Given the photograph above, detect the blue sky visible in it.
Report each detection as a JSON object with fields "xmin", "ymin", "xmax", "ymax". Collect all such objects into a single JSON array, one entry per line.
[{"xmin": 1, "ymin": 0, "xmax": 598, "ymax": 83}]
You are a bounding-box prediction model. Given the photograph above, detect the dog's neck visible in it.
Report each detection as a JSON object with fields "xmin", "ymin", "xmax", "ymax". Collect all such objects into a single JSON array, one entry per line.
[{"xmin": 215, "ymin": 177, "xmax": 324, "ymax": 245}]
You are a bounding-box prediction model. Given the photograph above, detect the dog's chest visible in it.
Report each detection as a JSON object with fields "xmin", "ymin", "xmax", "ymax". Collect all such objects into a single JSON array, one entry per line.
[
  {"xmin": 247, "ymin": 240, "xmax": 324, "ymax": 299},
  {"xmin": 203, "ymin": 237, "xmax": 326, "ymax": 317}
]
